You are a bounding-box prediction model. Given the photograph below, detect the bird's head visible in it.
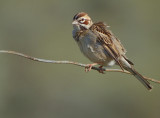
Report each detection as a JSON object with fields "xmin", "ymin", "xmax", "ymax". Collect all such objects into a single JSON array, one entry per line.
[{"xmin": 72, "ymin": 12, "xmax": 93, "ymax": 30}]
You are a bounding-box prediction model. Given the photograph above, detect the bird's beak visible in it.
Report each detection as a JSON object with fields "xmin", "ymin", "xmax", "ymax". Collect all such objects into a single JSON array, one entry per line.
[{"xmin": 72, "ymin": 20, "xmax": 78, "ymax": 25}]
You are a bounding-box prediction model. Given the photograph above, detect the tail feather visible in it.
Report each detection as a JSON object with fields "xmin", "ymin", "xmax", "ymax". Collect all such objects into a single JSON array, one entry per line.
[
  {"xmin": 126, "ymin": 67, "xmax": 152, "ymax": 90},
  {"xmin": 120, "ymin": 57, "xmax": 152, "ymax": 90}
]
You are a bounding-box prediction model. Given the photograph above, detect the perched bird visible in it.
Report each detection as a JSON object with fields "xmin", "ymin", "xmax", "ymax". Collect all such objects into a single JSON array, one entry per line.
[{"xmin": 72, "ymin": 12, "xmax": 152, "ymax": 90}]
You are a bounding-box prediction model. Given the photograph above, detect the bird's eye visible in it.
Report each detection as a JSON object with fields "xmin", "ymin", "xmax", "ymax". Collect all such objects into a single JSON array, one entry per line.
[
  {"xmin": 79, "ymin": 18, "xmax": 85, "ymax": 23},
  {"xmin": 81, "ymin": 18, "xmax": 85, "ymax": 21}
]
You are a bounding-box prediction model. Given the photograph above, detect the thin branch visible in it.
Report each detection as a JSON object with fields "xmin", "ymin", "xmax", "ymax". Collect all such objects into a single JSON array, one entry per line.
[{"xmin": 0, "ymin": 50, "xmax": 159, "ymax": 84}]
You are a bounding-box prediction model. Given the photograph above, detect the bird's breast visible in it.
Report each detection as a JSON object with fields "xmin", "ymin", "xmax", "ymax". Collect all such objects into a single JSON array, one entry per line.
[{"xmin": 76, "ymin": 30, "xmax": 112, "ymax": 65}]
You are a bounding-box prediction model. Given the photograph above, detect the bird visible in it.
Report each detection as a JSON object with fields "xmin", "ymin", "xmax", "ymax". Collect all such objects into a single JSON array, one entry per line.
[{"xmin": 72, "ymin": 12, "xmax": 152, "ymax": 90}]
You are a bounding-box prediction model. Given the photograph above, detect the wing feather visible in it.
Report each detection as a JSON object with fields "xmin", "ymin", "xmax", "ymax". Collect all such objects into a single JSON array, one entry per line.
[{"xmin": 90, "ymin": 22, "xmax": 130, "ymax": 69}]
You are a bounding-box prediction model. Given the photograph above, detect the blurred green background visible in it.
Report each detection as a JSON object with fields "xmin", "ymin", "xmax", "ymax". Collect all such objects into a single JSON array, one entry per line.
[{"xmin": 0, "ymin": 0, "xmax": 160, "ymax": 118}]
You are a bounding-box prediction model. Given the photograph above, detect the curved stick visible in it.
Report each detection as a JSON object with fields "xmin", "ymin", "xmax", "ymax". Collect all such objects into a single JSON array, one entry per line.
[{"xmin": 0, "ymin": 50, "xmax": 159, "ymax": 83}]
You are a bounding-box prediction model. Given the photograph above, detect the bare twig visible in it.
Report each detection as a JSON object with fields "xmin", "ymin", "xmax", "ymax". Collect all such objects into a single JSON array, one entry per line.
[{"xmin": 0, "ymin": 50, "xmax": 159, "ymax": 84}]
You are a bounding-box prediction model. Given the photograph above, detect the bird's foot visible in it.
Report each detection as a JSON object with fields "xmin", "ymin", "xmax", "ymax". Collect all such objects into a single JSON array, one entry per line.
[
  {"xmin": 98, "ymin": 66, "xmax": 105, "ymax": 74},
  {"xmin": 85, "ymin": 63, "xmax": 98, "ymax": 72}
]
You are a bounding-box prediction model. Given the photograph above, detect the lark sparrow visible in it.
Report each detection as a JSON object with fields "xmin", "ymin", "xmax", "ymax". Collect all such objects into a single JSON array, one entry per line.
[{"xmin": 72, "ymin": 12, "xmax": 152, "ymax": 90}]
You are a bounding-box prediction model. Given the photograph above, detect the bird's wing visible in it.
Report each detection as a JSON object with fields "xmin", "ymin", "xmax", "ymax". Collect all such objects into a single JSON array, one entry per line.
[{"xmin": 90, "ymin": 22, "xmax": 133, "ymax": 69}]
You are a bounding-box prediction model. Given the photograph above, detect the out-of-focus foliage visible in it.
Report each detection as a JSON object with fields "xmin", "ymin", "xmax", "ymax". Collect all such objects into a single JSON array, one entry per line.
[{"xmin": 0, "ymin": 0, "xmax": 160, "ymax": 118}]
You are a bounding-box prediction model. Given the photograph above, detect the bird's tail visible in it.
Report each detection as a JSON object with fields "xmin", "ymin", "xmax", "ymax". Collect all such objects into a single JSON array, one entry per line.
[
  {"xmin": 120, "ymin": 57, "xmax": 152, "ymax": 90},
  {"xmin": 126, "ymin": 67, "xmax": 152, "ymax": 90}
]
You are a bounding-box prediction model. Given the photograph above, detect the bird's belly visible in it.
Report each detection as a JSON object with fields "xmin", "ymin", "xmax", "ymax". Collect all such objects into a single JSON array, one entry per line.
[{"xmin": 78, "ymin": 38, "xmax": 112, "ymax": 66}]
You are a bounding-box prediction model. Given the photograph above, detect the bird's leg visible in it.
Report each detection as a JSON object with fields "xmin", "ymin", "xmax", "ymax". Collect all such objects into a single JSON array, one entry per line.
[
  {"xmin": 98, "ymin": 65, "xmax": 105, "ymax": 74},
  {"xmin": 85, "ymin": 63, "xmax": 98, "ymax": 72}
]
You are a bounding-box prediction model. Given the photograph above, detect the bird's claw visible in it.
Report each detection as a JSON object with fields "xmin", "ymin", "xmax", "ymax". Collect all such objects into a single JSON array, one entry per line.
[
  {"xmin": 84, "ymin": 64, "xmax": 105, "ymax": 74},
  {"xmin": 85, "ymin": 63, "xmax": 98, "ymax": 72},
  {"xmin": 85, "ymin": 64, "xmax": 93, "ymax": 72},
  {"xmin": 98, "ymin": 66, "xmax": 105, "ymax": 74}
]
